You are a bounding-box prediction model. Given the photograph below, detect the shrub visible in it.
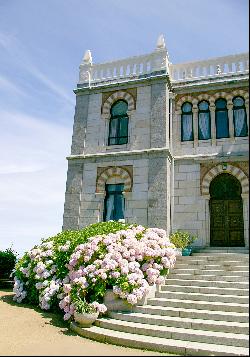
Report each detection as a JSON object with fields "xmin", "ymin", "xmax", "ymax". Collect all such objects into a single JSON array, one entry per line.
[
  {"xmin": 13, "ymin": 222, "xmax": 177, "ymax": 322},
  {"xmin": 0, "ymin": 248, "xmax": 18, "ymax": 278},
  {"xmin": 169, "ymin": 230, "xmax": 197, "ymax": 249}
]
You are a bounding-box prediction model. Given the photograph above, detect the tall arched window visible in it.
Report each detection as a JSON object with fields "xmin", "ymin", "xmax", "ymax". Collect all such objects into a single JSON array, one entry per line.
[
  {"xmin": 215, "ymin": 98, "xmax": 229, "ymax": 139},
  {"xmin": 233, "ymin": 96, "xmax": 248, "ymax": 137},
  {"xmin": 108, "ymin": 100, "xmax": 128, "ymax": 145},
  {"xmin": 181, "ymin": 102, "xmax": 193, "ymax": 141},
  {"xmin": 198, "ymin": 100, "xmax": 211, "ymax": 140}
]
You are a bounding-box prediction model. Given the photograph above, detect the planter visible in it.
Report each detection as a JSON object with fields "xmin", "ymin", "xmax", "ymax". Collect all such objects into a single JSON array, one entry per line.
[
  {"xmin": 74, "ymin": 312, "xmax": 99, "ymax": 327},
  {"xmin": 174, "ymin": 248, "xmax": 182, "ymax": 256},
  {"xmin": 182, "ymin": 247, "xmax": 192, "ymax": 256}
]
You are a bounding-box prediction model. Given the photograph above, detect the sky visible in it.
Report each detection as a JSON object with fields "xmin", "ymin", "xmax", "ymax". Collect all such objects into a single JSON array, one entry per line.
[{"xmin": 0, "ymin": 0, "xmax": 248, "ymax": 256}]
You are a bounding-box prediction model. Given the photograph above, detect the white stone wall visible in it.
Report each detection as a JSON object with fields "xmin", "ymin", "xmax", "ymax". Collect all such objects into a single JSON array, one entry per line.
[
  {"xmin": 78, "ymin": 157, "xmax": 149, "ymax": 228},
  {"xmin": 173, "ymin": 160, "xmax": 207, "ymax": 247},
  {"xmin": 83, "ymin": 85, "xmax": 152, "ymax": 155}
]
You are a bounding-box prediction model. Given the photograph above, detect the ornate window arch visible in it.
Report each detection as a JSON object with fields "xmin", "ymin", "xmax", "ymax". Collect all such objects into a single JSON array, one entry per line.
[
  {"xmin": 102, "ymin": 91, "xmax": 135, "ymax": 119},
  {"xmin": 96, "ymin": 166, "xmax": 132, "ymax": 193},
  {"xmin": 201, "ymin": 164, "xmax": 249, "ymax": 196}
]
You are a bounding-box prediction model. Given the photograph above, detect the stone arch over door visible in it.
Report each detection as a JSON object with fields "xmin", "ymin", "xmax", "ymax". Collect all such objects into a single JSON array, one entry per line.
[{"xmin": 201, "ymin": 163, "xmax": 249, "ymax": 248}]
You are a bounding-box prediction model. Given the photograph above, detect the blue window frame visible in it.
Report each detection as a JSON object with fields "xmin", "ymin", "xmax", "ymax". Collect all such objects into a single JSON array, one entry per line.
[
  {"xmin": 198, "ymin": 101, "xmax": 211, "ymax": 140},
  {"xmin": 181, "ymin": 102, "xmax": 193, "ymax": 141},
  {"xmin": 233, "ymin": 96, "xmax": 248, "ymax": 137},
  {"xmin": 215, "ymin": 98, "xmax": 229, "ymax": 139},
  {"xmin": 103, "ymin": 184, "xmax": 125, "ymax": 221},
  {"xmin": 108, "ymin": 100, "xmax": 128, "ymax": 145}
]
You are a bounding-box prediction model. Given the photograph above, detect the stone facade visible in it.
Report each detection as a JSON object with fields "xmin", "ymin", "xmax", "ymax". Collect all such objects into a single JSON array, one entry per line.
[{"xmin": 63, "ymin": 36, "xmax": 249, "ymax": 248}]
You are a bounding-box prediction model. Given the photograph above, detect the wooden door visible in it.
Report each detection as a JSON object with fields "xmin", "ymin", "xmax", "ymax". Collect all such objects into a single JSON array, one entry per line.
[{"xmin": 210, "ymin": 199, "xmax": 244, "ymax": 247}]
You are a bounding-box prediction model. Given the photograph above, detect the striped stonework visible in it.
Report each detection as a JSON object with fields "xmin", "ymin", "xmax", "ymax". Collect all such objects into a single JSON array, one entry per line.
[
  {"xmin": 96, "ymin": 166, "xmax": 133, "ymax": 193},
  {"xmin": 201, "ymin": 163, "xmax": 249, "ymax": 195},
  {"xmin": 175, "ymin": 88, "xmax": 249, "ymax": 110},
  {"xmin": 101, "ymin": 90, "xmax": 135, "ymax": 119}
]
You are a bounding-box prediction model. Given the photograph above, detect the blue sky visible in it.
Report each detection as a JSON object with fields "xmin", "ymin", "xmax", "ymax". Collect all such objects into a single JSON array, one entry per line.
[{"xmin": 0, "ymin": 0, "xmax": 248, "ymax": 255}]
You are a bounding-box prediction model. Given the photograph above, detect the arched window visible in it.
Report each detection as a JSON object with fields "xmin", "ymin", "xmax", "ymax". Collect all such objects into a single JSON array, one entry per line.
[
  {"xmin": 233, "ymin": 96, "xmax": 248, "ymax": 137},
  {"xmin": 198, "ymin": 101, "xmax": 211, "ymax": 140},
  {"xmin": 181, "ymin": 102, "xmax": 193, "ymax": 141},
  {"xmin": 215, "ymin": 98, "xmax": 229, "ymax": 139},
  {"xmin": 108, "ymin": 100, "xmax": 128, "ymax": 145}
]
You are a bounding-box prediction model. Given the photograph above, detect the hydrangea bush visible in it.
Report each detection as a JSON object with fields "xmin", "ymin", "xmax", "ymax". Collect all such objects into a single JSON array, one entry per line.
[{"xmin": 13, "ymin": 222, "xmax": 176, "ymax": 321}]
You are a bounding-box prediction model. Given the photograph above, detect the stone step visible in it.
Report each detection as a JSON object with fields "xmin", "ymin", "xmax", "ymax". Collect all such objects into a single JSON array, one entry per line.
[
  {"xmin": 95, "ymin": 317, "xmax": 249, "ymax": 348},
  {"xmin": 191, "ymin": 253, "xmax": 249, "ymax": 259},
  {"xmin": 170, "ymin": 268, "xmax": 249, "ymax": 276},
  {"xmin": 176, "ymin": 255, "xmax": 249, "ymax": 262},
  {"xmin": 164, "ymin": 278, "xmax": 249, "ymax": 289},
  {"xmin": 167, "ymin": 273, "xmax": 249, "ymax": 282},
  {"xmin": 160, "ymin": 284, "xmax": 249, "ymax": 296},
  {"xmin": 174, "ymin": 263, "xmax": 249, "ymax": 270},
  {"xmin": 134, "ymin": 305, "xmax": 249, "ymax": 323},
  {"xmin": 193, "ymin": 248, "xmax": 249, "ymax": 254},
  {"xmin": 147, "ymin": 297, "xmax": 249, "ymax": 313},
  {"xmin": 109, "ymin": 311, "xmax": 249, "ymax": 335},
  {"xmin": 71, "ymin": 322, "xmax": 249, "ymax": 356},
  {"xmin": 155, "ymin": 291, "xmax": 249, "ymax": 304}
]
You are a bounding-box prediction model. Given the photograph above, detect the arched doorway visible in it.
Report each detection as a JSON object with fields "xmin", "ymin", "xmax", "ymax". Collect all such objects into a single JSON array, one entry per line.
[{"xmin": 209, "ymin": 173, "xmax": 245, "ymax": 247}]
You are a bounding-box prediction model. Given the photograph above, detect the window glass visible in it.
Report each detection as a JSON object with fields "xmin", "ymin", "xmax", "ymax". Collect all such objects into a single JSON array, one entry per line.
[
  {"xmin": 215, "ymin": 99, "xmax": 229, "ymax": 138},
  {"xmin": 198, "ymin": 101, "xmax": 211, "ymax": 140},
  {"xmin": 233, "ymin": 97, "xmax": 248, "ymax": 137},
  {"xmin": 111, "ymin": 100, "xmax": 128, "ymax": 116},
  {"xmin": 104, "ymin": 184, "xmax": 124, "ymax": 221},
  {"xmin": 108, "ymin": 100, "xmax": 128, "ymax": 145},
  {"xmin": 181, "ymin": 102, "xmax": 193, "ymax": 141}
]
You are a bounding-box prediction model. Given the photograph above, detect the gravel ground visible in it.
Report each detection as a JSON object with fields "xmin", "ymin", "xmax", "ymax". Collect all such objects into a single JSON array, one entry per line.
[{"xmin": 0, "ymin": 290, "xmax": 169, "ymax": 356}]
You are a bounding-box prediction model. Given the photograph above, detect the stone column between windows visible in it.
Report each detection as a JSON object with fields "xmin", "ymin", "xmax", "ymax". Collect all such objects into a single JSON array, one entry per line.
[
  {"xmin": 245, "ymin": 99, "xmax": 249, "ymax": 133},
  {"xmin": 210, "ymin": 105, "xmax": 216, "ymax": 146},
  {"xmin": 193, "ymin": 106, "xmax": 198, "ymax": 147},
  {"xmin": 227, "ymin": 101, "xmax": 234, "ymax": 141},
  {"xmin": 242, "ymin": 193, "xmax": 249, "ymax": 248}
]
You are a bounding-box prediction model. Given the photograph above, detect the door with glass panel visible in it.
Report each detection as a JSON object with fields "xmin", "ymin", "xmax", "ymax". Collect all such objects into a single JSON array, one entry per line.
[{"xmin": 103, "ymin": 184, "xmax": 125, "ymax": 221}]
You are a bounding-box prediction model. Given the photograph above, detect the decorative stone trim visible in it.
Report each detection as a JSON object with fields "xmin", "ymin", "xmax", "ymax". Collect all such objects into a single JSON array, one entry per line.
[
  {"xmin": 201, "ymin": 164, "xmax": 249, "ymax": 195},
  {"xmin": 102, "ymin": 90, "xmax": 136, "ymax": 119},
  {"xmin": 175, "ymin": 89, "xmax": 249, "ymax": 110},
  {"xmin": 96, "ymin": 166, "xmax": 133, "ymax": 193}
]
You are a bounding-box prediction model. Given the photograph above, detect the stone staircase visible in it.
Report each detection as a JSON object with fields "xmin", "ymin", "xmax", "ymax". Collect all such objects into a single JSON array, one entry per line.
[{"xmin": 71, "ymin": 248, "xmax": 249, "ymax": 356}]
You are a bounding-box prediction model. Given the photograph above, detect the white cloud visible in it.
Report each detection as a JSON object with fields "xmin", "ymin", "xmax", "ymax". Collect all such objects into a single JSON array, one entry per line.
[
  {"xmin": 0, "ymin": 110, "xmax": 72, "ymax": 255},
  {"xmin": 0, "ymin": 74, "xmax": 27, "ymax": 97},
  {"xmin": 0, "ymin": 31, "xmax": 74, "ymax": 105}
]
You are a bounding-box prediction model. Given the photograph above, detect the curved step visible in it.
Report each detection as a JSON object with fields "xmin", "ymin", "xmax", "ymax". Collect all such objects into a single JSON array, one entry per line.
[
  {"xmin": 147, "ymin": 297, "xmax": 249, "ymax": 313},
  {"xmin": 134, "ymin": 304, "xmax": 249, "ymax": 323},
  {"xmin": 164, "ymin": 278, "xmax": 249, "ymax": 289},
  {"xmin": 109, "ymin": 311, "xmax": 249, "ymax": 334},
  {"xmin": 160, "ymin": 284, "xmax": 249, "ymax": 296},
  {"xmin": 71, "ymin": 322, "xmax": 249, "ymax": 356},
  {"xmin": 155, "ymin": 291, "xmax": 249, "ymax": 304}
]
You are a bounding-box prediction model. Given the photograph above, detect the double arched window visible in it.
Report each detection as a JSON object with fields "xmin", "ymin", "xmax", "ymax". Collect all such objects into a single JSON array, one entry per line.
[
  {"xmin": 181, "ymin": 102, "xmax": 193, "ymax": 141},
  {"xmin": 215, "ymin": 98, "xmax": 229, "ymax": 139},
  {"xmin": 233, "ymin": 96, "xmax": 248, "ymax": 137},
  {"xmin": 108, "ymin": 100, "xmax": 129, "ymax": 145},
  {"xmin": 198, "ymin": 101, "xmax": 211, "ymax": 140}
]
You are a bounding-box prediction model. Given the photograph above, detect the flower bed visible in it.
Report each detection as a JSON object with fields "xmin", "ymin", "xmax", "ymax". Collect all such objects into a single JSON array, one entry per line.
[{"xmin": 13, "ymin": 222, "xmax": 176, "ymax": 322}]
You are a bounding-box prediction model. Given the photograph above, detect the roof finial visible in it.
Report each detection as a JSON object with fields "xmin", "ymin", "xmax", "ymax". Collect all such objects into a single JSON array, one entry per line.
[
  {"xmin": 156, "ymin": 34, "xmax": 166, "ymax": 50},
  {"xmin": 82, "ymin": 49, "xmax": 92, "ymax": 64}
]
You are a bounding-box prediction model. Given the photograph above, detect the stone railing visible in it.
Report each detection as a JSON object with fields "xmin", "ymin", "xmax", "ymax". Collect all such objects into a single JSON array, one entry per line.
[
  {"xmin": 78, "ymin": 49, "xmax": 169, "ymax": 86},
  {"xmin": 78, "ymin": 50, "xmax": 249, "ymax": 87},
  {"xmin": 169, "ymin": 52, "xmax": 249, "ymax": 82}
]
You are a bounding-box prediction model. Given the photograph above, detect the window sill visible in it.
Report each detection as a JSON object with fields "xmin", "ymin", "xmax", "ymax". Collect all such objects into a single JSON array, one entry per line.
[{"xmin": 105, "ymin": 144, "xmax": 130, "ymax": 151}]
